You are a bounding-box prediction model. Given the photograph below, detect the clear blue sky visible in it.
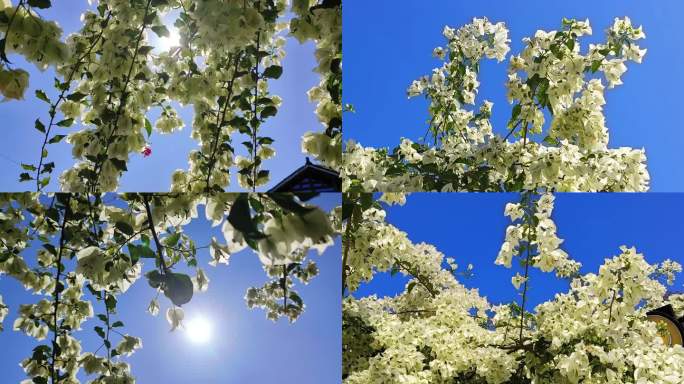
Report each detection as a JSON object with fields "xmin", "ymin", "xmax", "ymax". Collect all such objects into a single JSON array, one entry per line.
[
  {"xmin": 0, "ymin": 193, "xmax": 341, "ymax": 383},
  {"xmin": 343, "ymin": 0, "xmax": 684, "ymax": 191},
  {"xmin": 0, "ymin": 3, "xmax": 321, "ymax": 191},
  {"xmin": 354, "ymin": 193, "xmax": 684, "ymax": 311}
]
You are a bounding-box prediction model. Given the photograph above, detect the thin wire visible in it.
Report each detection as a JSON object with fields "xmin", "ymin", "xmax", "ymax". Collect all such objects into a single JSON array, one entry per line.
[{"xmin": 0, "ymin": 152, "xmax": 21, "ymax": 166}]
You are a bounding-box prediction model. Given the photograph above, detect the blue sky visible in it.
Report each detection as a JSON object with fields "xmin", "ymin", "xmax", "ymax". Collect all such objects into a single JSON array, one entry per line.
[
  {"xmin": 354, "ymin": 193, "xmax": 684, "ymax": 311},
  {"xmin": 0, "ymin": 3, "xmax": 321, "ymax": 191},
  {"xmin": 0, "ymin": 193, "xmax": 341, "ymax": 383},
  {"xmin": 343, "ymin": 0, "xmax": 684, "ymax": 191}
]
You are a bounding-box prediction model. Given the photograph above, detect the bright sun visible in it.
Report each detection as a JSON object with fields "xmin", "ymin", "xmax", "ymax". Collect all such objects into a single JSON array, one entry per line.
[
  {"xmin": 184, "ymin": 316, "xmax": 213, "ymax": 344},
  {"xmin": 157, "ymin": 29, "xmax": 181, "ymax": 52}
]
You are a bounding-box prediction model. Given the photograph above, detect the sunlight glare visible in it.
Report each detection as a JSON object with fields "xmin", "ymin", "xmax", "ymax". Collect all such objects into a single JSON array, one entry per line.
[
  {"xmin": 157, "ymin": 28, "xmax": 181, "ymax": 52},
  {"xmin": 184, "ymin": 315, "xmax": 212, "ymax": 344}
]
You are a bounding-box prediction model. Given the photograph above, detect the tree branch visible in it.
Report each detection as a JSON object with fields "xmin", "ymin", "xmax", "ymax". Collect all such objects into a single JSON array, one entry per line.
[
  {"xmin": 142, "ymin": 194, "xmax": 169, "ymax": 273},
  {"xmin": 50, "ymin": 195, "xmax": 71, "ymax": 384}
]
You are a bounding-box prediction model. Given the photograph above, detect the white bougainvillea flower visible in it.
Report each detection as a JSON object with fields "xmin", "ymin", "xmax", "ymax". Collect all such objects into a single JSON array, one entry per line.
[
  {"xmin": 147, "ymin": 298, "xmax": 160, "ymax": 317},
  {"xmin": 166, "ymin": 307, "xmax": 184, "ymax": 332}
]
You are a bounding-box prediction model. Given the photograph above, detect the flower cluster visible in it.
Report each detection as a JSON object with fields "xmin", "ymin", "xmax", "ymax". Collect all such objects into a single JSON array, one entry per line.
[
  {"xmin": 496, "ymin": 193, "xmax": 580, "ymax": 279},
  {"xmin": 343, "ymin": 193, "xmax": 684, "ymax": 383},
  {"xmin": 0, "ymin": 0, "xmax": 68, "ymax": 100},
  {"xmin": 291, "ymin": 0, "xmax": 342, "ymax": 170},
  {"xmin": 343, "ymin": 17, "xmax": 650, "ymax": 193}
]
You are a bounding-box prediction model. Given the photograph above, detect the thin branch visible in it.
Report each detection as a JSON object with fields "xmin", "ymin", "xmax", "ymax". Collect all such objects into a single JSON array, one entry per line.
[
  {"xmin": 50, "ymin": 195, "xmax": 71, "ymax": 384},
  {"xmin": 395, "ymin": 259, "xmax": 438, "ymax": 297},
  {"xmin": 142, "ymin": 194, "xmax": 169, "ymax": 273},
  {"xmin": 250, "ymin": 0, "xmax": 262, "ymax": 192},
  {"xmin": 205, "ymin": 53, "xmax": 242, "ymax": 192}
]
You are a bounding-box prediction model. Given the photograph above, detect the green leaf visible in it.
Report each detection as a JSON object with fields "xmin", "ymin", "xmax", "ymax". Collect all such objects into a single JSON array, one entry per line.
[
  {"xmin": 48, "ymin": 135, "xmax": 66, "ymax": 144},
  {"xmin": 145, "ymin": 270, "xmax": 164, "ymax": 289},
  {"xmin": 289, "ymin": 292, "xmax": 303, "ymax": 307},
  {"xmin": 32, "ymin": 377, "xmax": 48, "ymax": 384},
  {"xmin": 115, "ymin": 221, "xmax": 134, "ymax": 236},
  {"xmin": 109, "ymin": 158, "xmax": 128, "ymax": 172},
  {"xmin": 35, "ymin": 90, "xmax": 50, "ymax": 103},
  {"xmin": 66, "ymin": 92, "xmax": 87, "ymax": 102},
  {"xmin": 56, "ymin": 118, "xmax": 74, "ymax": 127},
  {"xmin": 21, "ymin": 163, "xmax": 36, "ymax": 171},
  {"xmin": 112, "ymin": 321, "xmax": 124, "ymax": 328},
  {"xmin": 129, "ymin": 244, "xmax": 156, "ymax": 265},
  {"xmin": 144, "ymin": 118, "xmax": 153, "ymax": 137},
  {"xmin": 94, "ymin": 326, "xmax": 105, "ymax": 339},
  {"xmin": 261, "ymin": 106, "xmax": 277, "ymax": 118},
  {"xmin": 163, "ymin": 273, "xmax": 194, "ymax": 306},
  {"xmin": 27, "ymin": 0, "xmax": 51, "ymax": 8},
  {"xmin": 34, "ymin": 119, "xmax": 46, "ymax": 133},
  {"xmin": 269, "ymin": 194, "xmax": 315, "ymax": 215},
  {"xmin": 228, "ymin": 194, "xmax": 266, "ymax": 240},
  {"xmin": 151, "ymin": 25, "xmax": 170, "ymax": 38},
  {"xmin": 163, "ymin": 232, "xmax": 181, "ymax": 247},
  {"xmin": 508, "ymin": 104, "xmax": 522, "ymax": 129},
  {"xmin": 565, "ymin": 39, "xmax": 575, "ymax": 51},
  {"xmin": 262, "ymin": 65, "xmax": 283, "ymax": 79},
  {"xmin": 591, "ymin": 60, "xmax": 602, "ymax": 73},
  {"xmin": 258, "ymin": 137, "xmax": 274, "ymax": 145},
  {"xmin": 105, "ymin": 295, "xmax": 117, "ymax": 311},
  {"xmin": 407, "ymin": 281, "xmax": 417, "ymax": 294},
  {"xmin": 42, "ymin": 243, "xmax": 57, "ymax": 255},
  {"xmin": 138, "ymin": 46, "xmax": 155, "ymax": 55}
]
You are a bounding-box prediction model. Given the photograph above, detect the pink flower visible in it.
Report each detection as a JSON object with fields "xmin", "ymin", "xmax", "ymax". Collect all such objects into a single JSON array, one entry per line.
[{"xmin": 142, "ymin": 145, "xmax": 152, "ymax": 157}]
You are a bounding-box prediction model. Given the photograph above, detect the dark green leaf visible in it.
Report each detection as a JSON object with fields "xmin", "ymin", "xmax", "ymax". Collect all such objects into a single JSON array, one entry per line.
[
  {"xmin": 94, "ymin": 326, "xmax": 105, "ymax": 339},
  {"xmin": 105, "ymin": 295, "xmax": 117, "ymax": 311},
  {"xmin": 163, "ymin": 273, "xmax": 194, "ymax": 306},
  {"xmin": 109, "ymin": 158, "xmax": 128, "ymax": 172},
  {"xmin": 261, "ymin": 106, "xmax": 277, "ymax": 118},
  {"xmin": 48, "ymin": 135, "xmax": 66, "ymax": 144},
  {"xmin": 138, "ymin": 46, "xmax": 155, "ymax": 55},
  {"xmin": 115, "ymin": 221, "xmax": 134, "ymax": 236},
  {"xmin": 66, "ymin": 92, "xmax": 87, "ymax": 102},
  {"xmin": 34, "ymin": 119, "xmax": 46, "ymax": 133},
  {"xmin": 228, "ymin": 194, "xmax": 266, "ymax": 240},
  {"xmin": 35, "ymin": 90, "xmax": 50, "ymax": 103},
  {"xmin": 262, "ymin": 65, "xmax": 283, "ymax": 79},
  {"xmin": 163, "ymin": 232, "xmax": 181, "ymax": 247},
  {"xmin": 42, "ymin": 243, "xmax": 57, "ymax": 255},
  {"xmin": 27, "ymin": 0, "xmax": 51, "ymax": 8},
  {"xmin": 145, "ymin": 270, "xmax": 164, "ymax": 289},
  {"xmin": 56, "ymin": 118, "xmax": 74, "ymax": 127},
  {"xmin": 269, "ymin": 194, "xmax": 315, "ymax": 215},
  {"xmin": 258, "ymin": 137, "xmax": 274, "ymax": 145},
  {"xmin": 151, "ymin": 25, "xmax": 170, "ymax": 38}
]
